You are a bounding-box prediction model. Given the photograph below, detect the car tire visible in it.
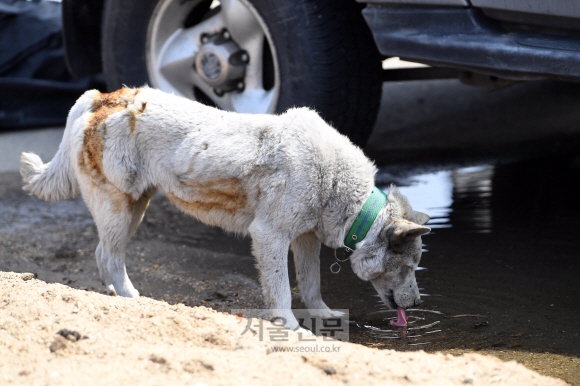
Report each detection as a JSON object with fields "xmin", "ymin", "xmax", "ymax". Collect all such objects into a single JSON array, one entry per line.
[{"xmin": 101, "ymin": 0, "xmax": 382, "ymax": 146}]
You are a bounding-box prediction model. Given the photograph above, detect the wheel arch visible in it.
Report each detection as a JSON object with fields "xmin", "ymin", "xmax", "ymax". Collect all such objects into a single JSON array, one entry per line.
[
  {"xmin": 62, "ymin": 0, "xmax": 106, "ymax": 77},
  {"xmin": 79, "ymin": 0, "xmax": 381, "ymax": 146}
]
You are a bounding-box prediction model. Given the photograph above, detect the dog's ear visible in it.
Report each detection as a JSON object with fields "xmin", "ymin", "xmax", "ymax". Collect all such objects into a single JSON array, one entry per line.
[
  {"xmin": 413, "ymin": 211, "xmax": 430, "ymax": 225},
  {"xmin": 389, "ymin": 219, "xmax": 430, "ymax": 245}
]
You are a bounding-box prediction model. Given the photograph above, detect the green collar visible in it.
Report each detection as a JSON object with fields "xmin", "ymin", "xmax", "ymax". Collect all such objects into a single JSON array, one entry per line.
[{"xmin": 341, "ymin": 187, "xmax": 388, "ymax": 256}]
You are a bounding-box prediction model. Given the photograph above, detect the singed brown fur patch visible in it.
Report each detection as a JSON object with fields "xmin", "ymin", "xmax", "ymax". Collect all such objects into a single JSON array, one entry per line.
[
  {"xmin": 166, "ymin": 178, "xmax": 247, "ymax": 216},
  {"xmin": 129, "ymin": 101, "xmax": 147, "ymax": 134},
  {"xmin": 79, "ymin": 88, "xmax": 141, "ymax": 183},
  {"xmin": 78, "ymin": 88, "xmax": 142, "ymax": 213},
  {"xmin": 128, "ymin": 112, "xmax": 137, "ymax": 134}
]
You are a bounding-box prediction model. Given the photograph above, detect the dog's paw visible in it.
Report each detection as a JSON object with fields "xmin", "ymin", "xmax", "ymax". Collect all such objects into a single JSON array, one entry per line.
[
  {"xmin": 309, "ymin": 309, "xmax": 346, "ymax": 318},
  {"xmin": 108, "ymin": 285, "xmax": 140, "ymax": 298},
  {"xmin": 106, "ymin": 285, "xmax": 117, "ymax": 296}
]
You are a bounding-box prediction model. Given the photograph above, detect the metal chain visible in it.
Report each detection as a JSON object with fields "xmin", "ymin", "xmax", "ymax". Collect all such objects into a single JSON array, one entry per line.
[{"xmin": 330, "ymin": 248, "xmax": 351, "ymax": 274}]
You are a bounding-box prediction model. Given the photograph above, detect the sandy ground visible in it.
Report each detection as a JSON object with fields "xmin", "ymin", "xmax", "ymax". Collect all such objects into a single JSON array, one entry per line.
[{"xmin": 0, "ymin": 271, "xmax": 566, "ymax": 386}]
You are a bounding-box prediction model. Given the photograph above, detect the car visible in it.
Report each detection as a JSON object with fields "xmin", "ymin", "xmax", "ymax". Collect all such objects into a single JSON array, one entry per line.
[{"xmin": 62, "ymin": 0, "xmax": 580, "ymax": 146}]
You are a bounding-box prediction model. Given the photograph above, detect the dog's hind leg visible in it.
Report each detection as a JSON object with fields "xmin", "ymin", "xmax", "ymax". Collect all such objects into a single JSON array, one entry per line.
[
  {"xmin": 84, "ymin": 185, "xmax": 153, "ymax": 297},
  {"xmin": 98, "ymin": 188, "xmax": 156, "ymax": 295},
  {"xmin": 291, "ymin": 232, "xmax": 345, "ymax": 318}
]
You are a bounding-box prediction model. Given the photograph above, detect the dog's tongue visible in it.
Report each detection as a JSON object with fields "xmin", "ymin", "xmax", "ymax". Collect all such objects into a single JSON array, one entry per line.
[{"xmin": 390, "ymin": 307, "xmax": 408, "ymax": 327}]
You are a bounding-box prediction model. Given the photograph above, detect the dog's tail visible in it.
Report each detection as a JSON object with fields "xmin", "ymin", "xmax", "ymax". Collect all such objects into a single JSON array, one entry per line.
[{"xmin": 20, "ymin": 91, "xmax": 95, "ymax": 201}]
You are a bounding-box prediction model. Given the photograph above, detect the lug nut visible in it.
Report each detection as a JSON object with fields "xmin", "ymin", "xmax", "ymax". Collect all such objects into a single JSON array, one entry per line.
[
  {"xmin": 236, "ymin": 82, "xmax": 245, "ymax": 91},
  {"xmin": 200, "ymin": 33, "xmax": 209, "ymax": 44},
  {"xmin": 213, "ymin": 88, "xmax": 225, "ymax": 97},
  {"xmin": 222, "ymin": 30, "xmax": 231, "ymax": 40},
  {"xmin": 240, "ymin": 52, "xmax": 249, "ymax": 63}
]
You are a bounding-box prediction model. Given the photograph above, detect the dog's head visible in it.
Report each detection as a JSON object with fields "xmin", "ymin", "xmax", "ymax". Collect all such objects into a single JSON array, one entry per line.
[{"xmin": 350, "ymin": 186, "xmax": 430, "ymax": 310}]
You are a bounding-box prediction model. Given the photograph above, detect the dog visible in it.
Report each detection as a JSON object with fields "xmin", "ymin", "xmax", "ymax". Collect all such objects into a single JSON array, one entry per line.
[{"xmin": 20, "ymin": 87, "xmax": 430, "ymax": 330}]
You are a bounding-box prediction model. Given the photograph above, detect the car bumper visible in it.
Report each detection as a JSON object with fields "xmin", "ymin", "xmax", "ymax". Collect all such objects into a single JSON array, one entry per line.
[{"xmin": 363, "ymin": 6, "xmax": 580, "ymax": 81}]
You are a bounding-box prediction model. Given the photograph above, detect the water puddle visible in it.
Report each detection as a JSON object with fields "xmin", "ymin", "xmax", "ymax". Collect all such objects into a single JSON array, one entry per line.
[{"xmin": 322, "ymin": 157, "xmax": 580, "ymax": 382}]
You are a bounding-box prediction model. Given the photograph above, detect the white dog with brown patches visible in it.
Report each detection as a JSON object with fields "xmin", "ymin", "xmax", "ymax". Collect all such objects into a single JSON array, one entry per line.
[{"xmin": 21, "ymin": 87, "xmax": 430, "ymax": 330}]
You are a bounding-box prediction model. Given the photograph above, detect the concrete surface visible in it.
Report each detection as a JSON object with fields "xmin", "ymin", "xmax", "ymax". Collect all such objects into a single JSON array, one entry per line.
[
  {"xmin": 366, "ymin": 79, "xmax": 580, "ymax": 163},
  {"xmin": 0, "ymin": 127, "xmax": 64, "ymax": 173}
]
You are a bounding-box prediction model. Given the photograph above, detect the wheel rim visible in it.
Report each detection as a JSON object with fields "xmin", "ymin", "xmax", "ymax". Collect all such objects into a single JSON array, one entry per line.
[{"xmin": 147, "ymin": 0, "xmax": 280, "ymax": 114}]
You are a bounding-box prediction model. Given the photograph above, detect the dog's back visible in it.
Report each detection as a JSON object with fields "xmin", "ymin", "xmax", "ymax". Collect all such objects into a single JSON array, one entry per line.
[
  {"xmin": 21, "ymin": 86, "xmax": 375, "ymax": 236},
  {"xmin": 19, "ymin": 86, "xmax": 379, "ymax": 302}
]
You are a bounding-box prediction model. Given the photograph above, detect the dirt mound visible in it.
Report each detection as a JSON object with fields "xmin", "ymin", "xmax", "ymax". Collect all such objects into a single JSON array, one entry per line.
[{"xmin": 0, "ymin": 271, "xmax": 564, "ymax": 385}]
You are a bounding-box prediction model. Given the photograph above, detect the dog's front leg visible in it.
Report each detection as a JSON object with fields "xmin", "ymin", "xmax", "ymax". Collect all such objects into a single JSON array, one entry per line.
[
  {"xmin": 249, "ymin": 221, "xmax": 299, "ymax": 330},
  {"xmin": 291, "ymin": 232, "xmax": 345, "ymax": 318}
]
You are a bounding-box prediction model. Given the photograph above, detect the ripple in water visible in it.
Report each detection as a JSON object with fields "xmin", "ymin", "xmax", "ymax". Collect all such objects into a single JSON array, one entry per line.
[{"xmin": 358, "ymin": 309, "xmax": 445, "ymax": 346}]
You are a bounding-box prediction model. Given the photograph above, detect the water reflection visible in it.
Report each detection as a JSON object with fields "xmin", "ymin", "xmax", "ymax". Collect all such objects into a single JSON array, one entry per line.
[
  {"xmin": 451, "ymin": 166, "xmax": 494, "ymax": 233},
  {"xmin": 377, "ymin": 165, "xmax": 495, "ymax": 232},
  {"xmin": 378, "ymin": 170, "xmax": 453, "ymax": 229},
  {"xmin": 377, "ymin": 158, "xmax": 580, "ymax": 240}
]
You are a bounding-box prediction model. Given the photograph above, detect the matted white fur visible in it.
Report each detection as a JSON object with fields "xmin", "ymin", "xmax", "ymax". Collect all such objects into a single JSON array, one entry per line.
[{"xmin": 21, "ymin": 87, "xmax": 430, "ymax": 329}]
